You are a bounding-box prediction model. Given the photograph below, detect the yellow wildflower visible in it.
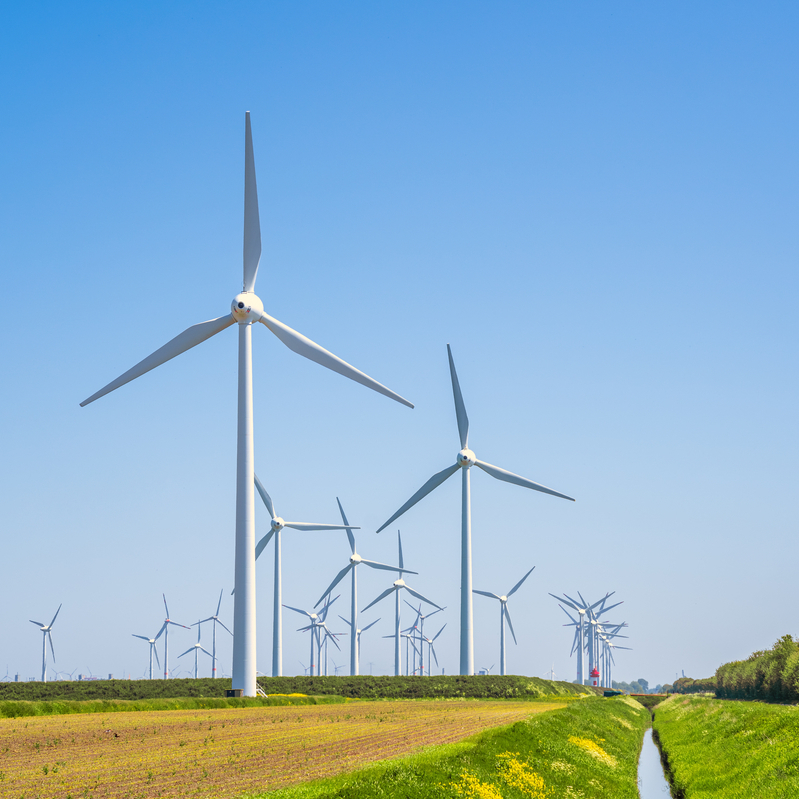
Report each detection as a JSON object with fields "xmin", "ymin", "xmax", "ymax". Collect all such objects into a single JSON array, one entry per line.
[
  {"xmin": 568, "ymin": 736, "xmax": 617, "ymax": 768},
  {"xmin": 495, "ymin": 752, "xmax": 551, "ymax": 797}
]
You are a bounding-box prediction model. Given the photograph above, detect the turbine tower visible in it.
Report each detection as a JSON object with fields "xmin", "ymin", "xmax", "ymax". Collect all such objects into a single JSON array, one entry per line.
[
  {"xmin": 338, "ymin": 615, "xmax": 380, "ymax": 675},
  {"xmin": 252, "ymin": 477, "xmax": 354, "ymax": 677},
  {"xmin": 315, "ymin": 498, "xmax": 404, "ymax": 676},
  {"xmin": 377, "ymin": 345, "xmax": 573, "ymax": 675},
  {"xmin": 132, "ymin": 631, "xmax": 162, "ymax": 680},
  {"xmin": 194, "ymin": 590, "xmax": 232, "ymax": 679},
  {"xmin": 178, "ymin": 624, "xmax": 216, "ymax": 678},
  {"xmin": 157, "ymin": 595, "xmax": 190, "ymax": 679},
  {"xmin": 29, "ymin": 604, "xmax": 61, "ymax": 682},
  {"xmin": 473, "ymin": 565, "xmax": 535, "ymax": 676},
  {"xmin": 80, "ymin": 113, "xmax": 413, "ymax": 696}
]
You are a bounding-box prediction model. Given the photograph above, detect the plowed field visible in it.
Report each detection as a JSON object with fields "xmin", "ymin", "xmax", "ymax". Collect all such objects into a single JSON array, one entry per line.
[{"xmin": 0, "ymin": 699, "xmax": 563, "ymax": 798}]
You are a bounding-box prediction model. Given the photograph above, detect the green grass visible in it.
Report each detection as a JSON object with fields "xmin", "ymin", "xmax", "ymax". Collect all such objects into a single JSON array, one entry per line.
[
  {"xmin": 0, "ymin": 693, "xmax": 346, "ymax": 719},
  {"xmin": 241, "ymin": 695, "xmax": 648, "ymax": 799},
  {"xmin": 654, "ymin": 695, "xmax": 799, "ymax": 797}
]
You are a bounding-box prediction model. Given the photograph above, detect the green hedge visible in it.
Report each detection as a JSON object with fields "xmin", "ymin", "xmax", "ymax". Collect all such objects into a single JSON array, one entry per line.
[
  {"xmin": 715, "ymin": 634, "xmax": 799, "ymax": 701},
  {"xmin": 671, "ymin": 675, "xmax": 717, "ymax": 694}
]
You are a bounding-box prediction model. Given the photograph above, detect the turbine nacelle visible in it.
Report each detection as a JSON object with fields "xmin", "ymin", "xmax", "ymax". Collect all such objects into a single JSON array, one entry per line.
[
  {"xmin": 393, "ymin": 578, "xmax": 406, "ymax": 588},
  {"xmin": 457, "ymin": 448, "xmax": 476, "ymax": 467},
  {"xmin": 270, "ymin": 517, "xmax": 286, "ymax": 532},
  {"xmin": 350, "ymin": 553, "xmax": 362, "ymax": 564},
  {"xmin": 231, "ymin": 292, "xmax": 264, "ymax": 323}
]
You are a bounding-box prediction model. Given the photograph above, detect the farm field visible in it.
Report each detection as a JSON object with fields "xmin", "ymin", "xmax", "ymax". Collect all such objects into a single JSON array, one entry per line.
[
  {"xmin": 0, "ymin": 698, "xmax": 562, "ymax": 798},
  {"xmin": 654, "ymin": 695, "xmax": 799, "ymax": 797}
]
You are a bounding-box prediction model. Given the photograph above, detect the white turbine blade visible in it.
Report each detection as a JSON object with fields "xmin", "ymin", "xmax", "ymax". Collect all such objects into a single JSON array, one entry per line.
[
  {"xmin": 242, "ymin": 111, "xmax": 261, "ymax": 293},
  {"xmin": 362, "ymin": 586, "xmax": 396, "ymax": 613},
  {"xmin": 199, "ymin": 646, "xmax": 215, "ymax": 659},
  {"xmin": 195, "ymin": 616, "xmax": 214, "ymax": 626},
  {"xmin": 338, "ymin": 615, "xmax": 353, "ymax": 629},
  {"xmin": 49, "ymin": 604, "xmax": 62, "ymax": 628},
  {"xmin": 48, "ymin": 632, "xmax": 56, "ymax": 661},
  {"xmin": 336, "ymin": 498, "xmax": 356, "ymax": 554},
  {"xmin": 597, "ymin": 600, "xmax": 624, "ymax": 616},
  {"xmin": 315, "ymin": 565, "xmax": 353, "ymax": 608},
  {"xmin": 30, "ymin": 620, "xmax": 44, "ymax": 628},
  {"xmin": 283, "ymin": 605, "xmax": 313, "ymax": 619},
  {"xmin": 216, "ymin": 619, "xmax": 233, "ymax": 636},
  {"xmin": 177, "ymin": 647, "xmax": 194, "ymax": 659},
  {"xmin": 429, "ymin": 644, "xmax": 439, "ymax": 668},
  {"xmin": 432, "ymin": 623, "xmax": 446, "ymax": 641},
  {"xmin": 153, "ymin": 647, "xmax": 161, "ymax": 669},
  {"xmin": 551, "ymin": 593, "xmax": 579, "ymax": 612},
  {"xmin": 81, "ymin": 315, "xmax": 235, "ymax": 406},
  {"xmin": 255, "ymin": 528, "xmax": 276, "ymax": 561},
  {"xmin": 504, "ymin": 606, "xmax": 518, "ymax": 646},
  {"xmin": 474, "ymin": 460, "xmax": 575, "ymax": 501},
  {"xmin": 254, "ymin": 475, "xmax": 276, "ymax": 519},
  {"xmin": 559, "ymin": 605, "xmax": 579, "ymax": 625},
  {"xmin": 563, "ymin": 593, "xmax": 585, "ymax": 609},
  {"xmin": 403, "ymin": 586, "xmax": 442, "ymax": 610},
  {"xmin": 163, "ymin": 594, "xmax": 170, "ymax": 618},
  {"xmin": 168, "ymin": 620, "xmax": 191, "ymax": 630},
  {"xmin": 473, "ymin": 589, "xmax": 501, "ymax": 601},
  {"xmin": 569, "ymin": 628, "xmax": 580, "ymax": 656},
  {"xmin": 132, "ymin": 634, "xmax": 151, "ymax": 641},
  {"xmin": 216, "ymin": 588, "xmax": 223, "ymax": 617},
  {"xmin": 376, "ymin": 464, "xmax": 460, "ymax": 533},
  {"xmin": 446, "ymin": 344, "xmax": 469, "ymax": 449},
  {"xmin": 507, "ymin": 566, "xmax": 535, "ymax": 598},
  {"xmin": 397, "ymin": 531, "xmax": 404, "ymax": 570},
  {"xmin": 361, "ymin": 559, "xmax": 412, "ymax": 574},
  {"xmin": 258, "ymin": 312, "xmax": 413, "ymax": 408},
  {"xmin": 284, "ymin": 522, "xmax": 356, "ymax": 532},
  {"xmin": 154, "ymin": 622, "xmax": 168, "ymax": 641},
  {"xmin": 320, "ymin": 594, "xmax": 339, "ymax": 621},
  {"xmin": 361, "ymin": 618, "xmax": 380, "ymax": 632}
]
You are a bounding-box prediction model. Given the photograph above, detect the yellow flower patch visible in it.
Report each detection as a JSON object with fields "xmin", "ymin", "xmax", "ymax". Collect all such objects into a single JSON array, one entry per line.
[
  {"xmin": 495, "ymin": 751, "xmax": 551, "ymax": 797},
  {"xmin": 568, "ymin": 735, "xmax": 617, "ymax": 767},
  {"xmin": 452, "ymin": 770, "xmax": 504, "ymax": 799}
]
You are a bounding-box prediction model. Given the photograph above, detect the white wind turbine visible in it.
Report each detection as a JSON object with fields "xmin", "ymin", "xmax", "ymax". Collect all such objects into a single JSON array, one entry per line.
[
  {"xmin": 253, "ymin": 476, "xmax": 354, "ymax": 677},
  {"xmin": 473, "ymin": 565, "xmax": 535, "ymax": 676},
  {"xmin": 550, "ymin": 592, "xmax": 608, "ymax": 684},
  {"xmin": 377, "ymin": 345, "xmax": 573, "ymax": 675},
  {"xmin": 178, "ymin": 623, "xmax": 216, "ymax": 679},
  {"xmin": 285, "ymin": 594, "xmax": 339, "ymax": 677},
  {"xmin": 338, "ymin": 615, "xmax": 380, "ymax": 675},
  {"xmin": 132, "ymin": 631, "xmax": 162, "ymax": 680},
  {"xmin": 80, "ymin": 112, "xmax": 413, "ymax": 696},
  {"xmin": 157, "ymin": 595, "xmax": 190, "ymax": 679},
  {"xmin": 194, "ymin": 590, "xmax": 232, "ymax": 679},
  {"xmin": 362, "ymin": 531, "xmax": 441, "ymax": 676},
  {"xmin": 315, "ymin": 498, "xmax": 405, "ymax": 676},
  {"xmin": 30, "ymin": 604, "xmax": 61, "ymax": 682}
]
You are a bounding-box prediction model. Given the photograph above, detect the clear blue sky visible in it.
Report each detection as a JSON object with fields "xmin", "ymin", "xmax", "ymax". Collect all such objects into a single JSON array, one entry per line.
[{"xmin": 1, "ymin": 1, "xmax": 797, "ymax": 685}]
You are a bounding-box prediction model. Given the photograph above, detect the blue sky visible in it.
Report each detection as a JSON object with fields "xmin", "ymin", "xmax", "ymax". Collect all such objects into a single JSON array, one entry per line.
[{"xmin": 1, "ymin": 2, "xmax": 797, "ymax": 685}]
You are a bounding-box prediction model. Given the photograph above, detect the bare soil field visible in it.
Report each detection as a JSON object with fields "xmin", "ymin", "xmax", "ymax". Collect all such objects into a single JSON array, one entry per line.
[{"xmin": 0, "ymin": 699, "xmax": 564, "ymax": 798}]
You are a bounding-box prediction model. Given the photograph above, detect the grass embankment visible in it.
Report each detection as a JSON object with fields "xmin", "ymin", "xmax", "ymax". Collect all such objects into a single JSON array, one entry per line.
[
  {"xmin": 250, "ymin": 695, "xmax": 648, "ymax": 799},
  {"xmin": 654, "ymin": 695, "xmax": 799, "ymax": 797},
  {"xmin": 0, "ymin": 675, "xmax": 593, "ymax": 703}
]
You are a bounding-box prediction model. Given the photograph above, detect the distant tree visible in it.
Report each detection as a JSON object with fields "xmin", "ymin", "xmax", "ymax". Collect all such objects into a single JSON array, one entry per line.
[{"xmin": 637, "ymin": 678, "xmax": 649, "ymax": 693}]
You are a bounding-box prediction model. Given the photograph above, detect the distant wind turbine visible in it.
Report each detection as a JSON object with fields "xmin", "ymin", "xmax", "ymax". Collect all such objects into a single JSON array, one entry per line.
[
  {"xmin": 473, "ymin": 565, "xmax": 535, "ymax": 676},
  {"xmin": 338, "ymin": 615, "xmax": 380, "ymax": 675},
  {"xmin": 132, "ymin": 631, "xmax": 162, "ymax": 680},
  {"xmin": 377, "ymin": 345, "xmax": 573, "ymax": 675},
  {"xmin": 157, "ymin": 595, "xmax": 190, "ymax": 679},
  {"xmin": 178, "ymin": 623, "xmax": 216, "ymax": 678},
  {"xmin": 80, "ymin": 112, "xmax": 413, "ymax": 696},
  {"xmin": 29, "ymin": 604, "xmax": 61, "ymax": 682},
  {"xmin": 194, "ymin": 590, "xmax": 232, "ymax": 679}
]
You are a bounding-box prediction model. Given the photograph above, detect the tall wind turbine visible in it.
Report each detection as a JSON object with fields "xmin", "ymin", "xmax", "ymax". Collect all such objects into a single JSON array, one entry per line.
[
  {"xmin": 315, "ymin": 498, "xmax": 405, "ymax": 676},
  {"xmin": 157, "ymin": 595, "xmax": 190, "ymax": 679},
  {"xmin": 30, "ymin": 604, "xmax": 61, "ymax": 682},
  {"xmin": 253, "ymin": 477, "xmax": 354, "ymax": 677},
  {"xmin": 473, "ymin": 565, "xmax": 535, "ymax": 676},
  {"xmin": 80, "ymin": 112, "xmax": 413, "ymax": 696},
  {"xmin": 194, "ymin": 590, "xmax": 232, "ymax": 679},
  {"xmin": 362, "ymin": 531, "xmax": 441, "ymax": 676},
  {"xmin": 377, "ymin": 345, "xmax": 573, "ymax": 675},
  {"xmin": 132, "ymin": 631, "xmax": 162, "ymax": 680}
]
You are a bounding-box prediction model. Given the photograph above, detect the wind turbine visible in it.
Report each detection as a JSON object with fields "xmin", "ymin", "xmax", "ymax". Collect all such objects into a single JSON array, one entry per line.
[
  {"xmin": 194, "ymin": 590, "xmax": 232, "ymax": 679},
  {"xmin": 252, "ymin": 477, "xmax": 354, "ymax": 677},
  {"xmin": 178, "ymin": 623, "xmax": 216, "ymax": 678},
  {"xmin": 377, "ymin": 345, "xmax": 573, "ymax": 675},
  {"xmin": 29, "ymin": 604, "xmax": 61, "ymax": 682},
  {"xmin": 157, "ymin": 595, "xmax": 190, "ymax": 679},
  {"xmin": 338, "ymin": 615, "xmax": 380, "ymax": 675},
  {"xmin": 362, "ymin": 531, "xmax": 441, "ymax": 676},
  {"xmin": 315, "ymin": 498, "xmax": 405, "ymax": 676},
  {"xmin": 421, "ymin": 623, "xmax": 447, "ymax": 676},
  {"xmin": 80, "ymin": 112, "xmax": 413, "ymax": 696},
  {"xmin": 285, "ymin": 595, "xmax": 339, "ymax": 677},
  {"xmin": 473, "ymin": 565, "xmax": 535, "ymax": 676},
  {"xmin": 132, "ymin": 631, "xmax": 162, "ymax": 680},
  {"xmin": 403, "ymin": 602, "xmax": 444, "ymax": 678}
]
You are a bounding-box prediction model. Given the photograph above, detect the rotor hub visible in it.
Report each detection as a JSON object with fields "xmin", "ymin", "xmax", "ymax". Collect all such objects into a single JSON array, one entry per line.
[
  {"xmin": 271, "ymin": 517, "xmax": 285, "ymax": 532},
  {"xmin": 351, "ymin": 553, "xmax": 362, "ymax": 564},
  {"xmin": 231, "ymin": 292, "xmax": 264, "ymax": 323},
  {"xmin": 457, "ymin": 448, "xmax": 476, "ymax": 467},
  {"xmin": 394, "ymin": 579, "xmax": 406, "ymax": 588}
]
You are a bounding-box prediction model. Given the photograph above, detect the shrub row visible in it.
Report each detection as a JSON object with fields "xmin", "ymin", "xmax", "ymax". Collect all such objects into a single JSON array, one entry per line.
[
  {"xmin": 0, "ymin": 674, "xmax": 594, "ymax": 703},
  {"xmin": 671, "ymin": 675, "xmax": 717, "ymax": 694},
  {"xmin": 715, "ymin": 634, "xmax": 799, "ymax": 702}
]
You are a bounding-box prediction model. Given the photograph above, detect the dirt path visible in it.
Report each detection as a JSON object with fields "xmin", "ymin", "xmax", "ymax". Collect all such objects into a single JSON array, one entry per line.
[{"xmin": 0, "ymin": 699, "xmax": 564, "ymax": 798}]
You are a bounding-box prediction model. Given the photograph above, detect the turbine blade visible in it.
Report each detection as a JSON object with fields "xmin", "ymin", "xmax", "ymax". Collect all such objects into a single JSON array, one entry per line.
[
  {"xmin": 163, "ymin": 594, "xmax": 170, "ymax": 619},
  {"xmin": 551, "ymin": 593, "xmax": 579, "ymax": 612},
  {"xmin": 283, "ymin": 605, "xmax": 313, "ymax": 619},
  {"xmin": 361, "ymin": 618, "xmax": 380, "ymax": 632},
  {"xmin": 254, "ymin": 474, "xmax": 276, "ymax": 519},
  {"xmin": 30, "ymin": 620, "xmax": 44, "ymax": 628},
  {"xmin": 432, "ymin": 623, "xmax": 446, "ymax": 641},
  {"xmin": 177, "ymin": 647, "xmax": 194, "ymax": 659},
  {"xmin": 446, "ymin": 344, "xmax": 469, "ymax": 449},
  {"xmin": 80, "ymin": 315, "xmax": 235, "ymax": 406},
  {"xmin": 336, "ymin": 498, "xmax": 356, "ymax": 554},
  {"xmin": 563, "ymin": 593, "xmax": 585, "ymax": 609},
  {"xmin": 559, "ymin": 605, "xmax": 579, "ymax": 625},
  {"xmin": 242, "ymin": 111, "xmax": 261, "ymax": 293},
  {"xmin": 255, "ymin": 528, "xmax": 276, "ymax": 561},
  {"xmin": 338, "ymin": 615, "xmax": 353, "ymax": 628},
  {"xmin": 49, "ymin": 604, "xmax": 62, "ymax": 628},
  {"xmin": 258, "ymin": 313, "xmax": 413, "ymax": 408},
  {"xmin": 216, "ymin": 620, "xmax": 233, "ymax": 636},
  {"xmin": 430, "ymin": 644, "xmax": 439, "ymax": 667},
  {"xmin": 362, "ymin": 586, "xmax": 396, "ymax": 613},
  {"xmin": 48, "ymin": 632, "xmax": 56, "ymax": 661},
  {"xmin": 504, "ymin": 606, "xmax": 518, "ymax": 645},
  {"xmin": 154, "ymin": 622, "xmax": 167, "ymax": 641},
  {"xmin": 473, "ymin": 589, "xmax": 501, "ymax": 600},
  {"xmin": 376, "ymin": 464, "xmax": 460, "ymax": 533},
  {"xmin": 361, "ymin": 559, "xmax": 412, "ymax": 573},
  {"xmin": 168, "ymin": 620, "xmax": 191, "ymax": 630},
  {"xmin": 597, "ymin": 600, "xmax": 624, "ymax": 616},
  {"xmin": 132, "ymin": 634, "xmax": 151, "ymax": 641},
  {"xmin": 397, "ymin": 530, "xmax": 404, "ymax": 569},
  {"xmin": 216, "ymin": 589, "xmax": 223, "ymax": 616},
  {"xmin": 403, "ymin": 586, "xmax": 442, "ymax": 610},
  {"xmin": 154, "ymin": 647, "xmax": 161, "ymax": 669},
  {"xmin": 507, "ymin": 566, "xmax": 535, "ymax": 598},
  {"xmin": 314, "ymin": 565, "xmax": 352, "ymax": 608},
  {"xmin": 199, "ymin": 647, "xmax": 215, "ymax": 659},
  {"xmin": 284, "ymin": 522, "xmax": 356, "ymax": 532},
  {"xmin": 474, "ymin": 460, "xmax": 575, "ymax": 501}
]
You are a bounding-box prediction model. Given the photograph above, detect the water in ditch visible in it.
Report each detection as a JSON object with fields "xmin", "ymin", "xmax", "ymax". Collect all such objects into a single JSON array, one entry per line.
[{"xmin": 637, "ymin": 727, "xmax": 672, "ymax": 798}]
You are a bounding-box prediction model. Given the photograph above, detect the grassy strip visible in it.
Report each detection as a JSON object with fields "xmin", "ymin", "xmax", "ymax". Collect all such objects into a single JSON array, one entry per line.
[
  {"xmin": 0, "ymin": 675, "xmax": 594, "ymax": 702},
  {"xmin": 0, "ymin": 693, "xmax": 345, "ymax": 718},
  {"xmin": 242, "ymin": 695, "xmax": 648, "ymax": 799},
  {"xmin": 654, "ymin": 695, "xmax": 799, "ymax": 796}
]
